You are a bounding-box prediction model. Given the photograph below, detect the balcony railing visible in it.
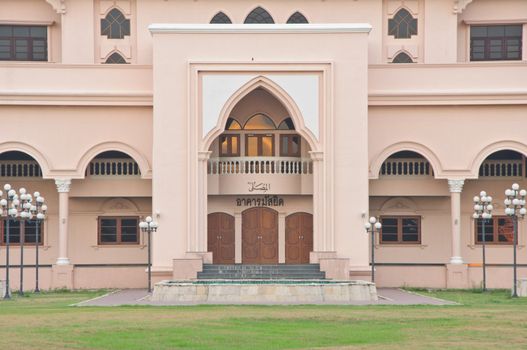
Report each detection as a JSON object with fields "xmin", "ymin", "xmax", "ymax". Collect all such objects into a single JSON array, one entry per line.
[
  {"xmin": 479, "ymin": 159, "xmax": 523, "ymax": 178},
  {"xmin": 208, "ymin": 157, "xmax": 313, "ymax": 175},
  {"xmin": 0, "ymin": 160, "xmax": 42, "ymax": 177},
  {"xmin": 380, "ymin": 158, "xmax": 432, "ymax": 177},
  {"xmin": 87, "ymin": 158, "xmax": 140, "ymax": 177}
]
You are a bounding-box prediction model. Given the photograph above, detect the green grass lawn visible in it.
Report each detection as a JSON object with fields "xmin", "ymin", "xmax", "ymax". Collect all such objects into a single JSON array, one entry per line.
[{"xmin": 1, "ymin": 290, "xmax": 527, "ymax": 350}]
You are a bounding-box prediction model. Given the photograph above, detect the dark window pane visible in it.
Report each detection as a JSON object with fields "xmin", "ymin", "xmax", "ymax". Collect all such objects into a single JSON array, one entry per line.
[
  {"xmin": 244, "ymin": 7, "xmax": 274, "ymax": 24},
  {"xmin": 210, "ymin": 12, "xmax": 232, "ymax": 24},
  {"xmin": 381, "ymin": 233, "xmax": 398, "ymax": 242},
  {"xmin": 471, "ymin": 26, "xmax": 487, "ymax": 37},
  {"xmin": 392, "ymin": 52, "xmax": 414, "ymax": 63},
  {"xmin": 388, "ymin": 8, "xmax": 418, "ymax": 39},
  {"xmin": 0, "ymin": 26, "xmax": 12, "ymax": 36},
  {"xmin": 287, "ymin": 12, "xmax": 309, "ymax": 24},
  {"xmin": 13, "ymin": 26, "xmax": 30, "ymax": 36},
  {"xmin": 30, "ymin": 27, "xmax": 46, "ymax": 38},
  {"xmin": 381, "ymin": 218, "xmax": 397, "ymax": 226},
  {"xmin": 488, "ymin": 26, "xmax": 505, "ymax": 37},
  {"xmin": 101, "ymin": 8, "xmax": 131, "ymax": 39},
  {"xmin": 505, "ymin": 25, "xmax": 522, "ymax": 36}
]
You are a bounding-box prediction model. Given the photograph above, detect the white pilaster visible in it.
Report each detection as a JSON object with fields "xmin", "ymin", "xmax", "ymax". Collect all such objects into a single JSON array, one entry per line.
[
  {"xmin": 310, "ymin": 151, "xmax": 324, "ymax": 252},
  {"xmin": 197, "ymin": 151, "xmax": 211, "ymax": 253},
  {"xmin": 55, "ymin": 179, "xmax": 71, "ymax": 265},
  {"xmin": 448, "ymin": 179, "xmax": 465, "ymax": 264},
  {"xmin": 278, "ymin": 212, "xmax": 286, "ymax": 264},
  {"xmin": 234, "ymin": 212, "xmax": 242, "ymax": 264}
]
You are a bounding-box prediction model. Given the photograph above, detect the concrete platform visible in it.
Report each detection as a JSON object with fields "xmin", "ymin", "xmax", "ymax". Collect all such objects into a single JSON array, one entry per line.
[
  {"xmin": 76, "ymin": 287, "xmax": 457, "ymax": 306},
  {"xmin": 151, "ymin": 279, "xmax": 378, "ymax": 304}
]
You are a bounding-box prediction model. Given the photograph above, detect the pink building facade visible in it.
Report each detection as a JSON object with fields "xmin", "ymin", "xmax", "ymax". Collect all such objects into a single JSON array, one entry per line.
[{"xmin": 0, "ymin": 0, "xmax": 526, "ymax": 289}]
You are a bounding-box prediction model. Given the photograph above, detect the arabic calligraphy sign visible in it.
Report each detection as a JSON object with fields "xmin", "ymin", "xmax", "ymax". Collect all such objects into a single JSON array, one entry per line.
[{"xmin": 248, "ymin": 181, "xmax": 271, "ymax": 193}]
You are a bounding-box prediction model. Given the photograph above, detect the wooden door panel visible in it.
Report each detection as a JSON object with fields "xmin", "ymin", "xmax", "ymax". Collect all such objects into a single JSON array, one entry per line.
[
  {"xmin": 208, "ymin": 213, "xmax": 235, "ymax": 264},
  {"xmin": 242, "ymin": 207, "xmax": 278, "ymax": 264},
  {"xmin": 286, "ymin": 213, "xmax": 313, "ymax": 264}
]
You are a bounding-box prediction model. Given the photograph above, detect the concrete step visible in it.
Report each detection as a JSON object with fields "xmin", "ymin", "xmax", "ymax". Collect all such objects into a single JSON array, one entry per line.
[{"xmin": 198, "ymin": 264, "xmax": 326, "ymax": 280}]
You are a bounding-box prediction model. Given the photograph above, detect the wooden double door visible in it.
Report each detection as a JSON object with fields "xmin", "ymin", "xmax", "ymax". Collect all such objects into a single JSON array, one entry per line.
[
  {"xmin": 242, "ymin": 207, "xmax": 278, "ymax": 264},
  {"xmin": 207, "ymin": 213, "xmax": 235, "ymax": 264},
  {"xmin": 285, "ymin": 213, "xmax": 313, "ymax": 264}
]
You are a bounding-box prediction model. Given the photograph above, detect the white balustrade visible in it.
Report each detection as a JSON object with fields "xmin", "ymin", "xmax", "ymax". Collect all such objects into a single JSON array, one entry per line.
[
  {"xmin": 479, "ymin": 159, "xmax": 523, "ymax": 178},
  {"xmin": 0, "ymin": 160, "xmax": 42, "ymax": 177},
  {"xmin": 380, "ymin": 158, "xmax": 432, "ymax": 177},
  {"xmin": 87, "ymin": 158, "xmax": 140, "ymax": 177},
  {"xmin": 208, "ymin": 157, "xmax": 312, "ymax": 175}
]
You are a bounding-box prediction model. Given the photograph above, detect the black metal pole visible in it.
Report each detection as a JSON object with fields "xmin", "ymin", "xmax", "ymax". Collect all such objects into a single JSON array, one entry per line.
[
  {"xmin": 482, "ymin": 218, "xmax": 487, "ymax": 292},
  {"xmin": 19, "ymin": 220, "xmax": 24, "ymax": 296},
  {"xmin": 4, "ymin": 218, "xmax": 10, "ymax": 299},
  {"xmin": 513, "ymin": 215, "xmax": 518, "ymax": 297},
  {"xmin": 371, "ymin": 229, "xmax": 375, "ymax": 283},
  {"xmin": 148, "ymin": 229, "xmax": 152, "ymax": 293},
  {"xmin": 35, "ymin": 219, "xmax": 40, "ymax": 293}
]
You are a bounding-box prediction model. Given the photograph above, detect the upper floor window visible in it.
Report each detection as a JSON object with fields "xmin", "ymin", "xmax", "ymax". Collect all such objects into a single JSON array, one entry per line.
[
  {"xmin": 219, "ymin": 135, "xmax": 240, "ymax": 157},
  {"xmin": 101, "ymin": 8, "xmax": 130, "ymax": 39},
  {"xmin": 105, "ymin": 52, "xmax": 127, "ymax": 64},
  {"xmin": 244, "ymin": 7, "xmax": 274, "ymax": 24},
  {"xmin": 244, "ymin": 114, "xmax": 277, "ymax": 130},
  {"xmin": 475, "ymin": 216, "xmax": 513, "ymax": 244},
  {"xmin": 98, "ymin": 217, "xmax": 139, "ymax": 245},
  {"xmin": 210, "ymin": 12, "xmax": 232, "ymax": 24},
  {"xmin": 392, "ymin": 52, "xmax": 414, "ymax": 63},
  {"xmin": 380, "ymin": 216, "xmax": 421, "ymax": 244},
  {"xmin": 470, "ymin": 25, "xmax": 522, "ymax": 61},
  {"xmin": 388, "ymin": 8, "xmax": 417, "ymax": 39},
  {"xmin": 280, "ymin": 134, "xmax": 301, "ymax": 157},
  {"xmin": 287, "ymin": 12, "xmax": 309, "ymax": 24},
  {"xmin": 0, "ymin": 25, "xmax": 47, "ymax": 61}
]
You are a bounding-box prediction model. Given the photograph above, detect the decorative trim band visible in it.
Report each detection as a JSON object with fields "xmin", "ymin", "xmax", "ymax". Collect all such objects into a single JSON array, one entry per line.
[{"xmin": 149, "ymin": 23, "xmax": 373, "ymax": 34}]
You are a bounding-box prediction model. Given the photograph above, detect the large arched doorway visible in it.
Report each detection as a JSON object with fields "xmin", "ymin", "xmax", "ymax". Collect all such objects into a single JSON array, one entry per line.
[
  {"xmin": 207, "ymin": 213, "xmax": 235, "ymax": 264},
  {"xmin": 285, "ymin": 212, "xmax": 313, "ymax": 264},
  {"xmin": 242, "ymin": 207, "xmax": 278, "ymax": 264}
]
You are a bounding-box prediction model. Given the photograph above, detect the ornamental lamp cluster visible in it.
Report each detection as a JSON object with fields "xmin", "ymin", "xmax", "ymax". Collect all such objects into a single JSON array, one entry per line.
[
  {"xmin": 504, "ymin": 183, "xmax": 527, "ymax": 217},
  {"xmin": 472, "ymin": 191, "xmax": 493, "ymax": 220},
  {"xmin": 0, "ymin": 185, "xmax": 47, "ymax": 220},
  {"xmin": 364, "ymin": 216, "xmax": 382, "ymax": 231},
  {"xmin": 139, "ymin": 216, "xmax": 158, "ymax": 232}
]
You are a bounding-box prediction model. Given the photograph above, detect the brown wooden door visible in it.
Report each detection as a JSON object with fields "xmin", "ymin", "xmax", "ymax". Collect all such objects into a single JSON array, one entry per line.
[
  {"xmin": 208, "ymin": 213, "xmax": 235, "ymax": 264},
  {"xmin": 242, "ymin": 207, "xmax": 278, "ymax": 264},
  {"xmin": 285, "ymin": 213, "xmax": 313, "ymax": 264}
]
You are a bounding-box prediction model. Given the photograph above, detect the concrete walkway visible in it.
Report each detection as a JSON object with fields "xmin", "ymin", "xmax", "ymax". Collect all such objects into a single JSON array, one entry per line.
[{"xmin": 75, "ymin": 288, "xmax": 457, "ymax": 307}]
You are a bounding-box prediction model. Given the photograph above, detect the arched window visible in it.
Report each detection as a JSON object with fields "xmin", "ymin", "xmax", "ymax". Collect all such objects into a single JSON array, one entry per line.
[
  {"xmin": 244, "ymin": 7, "xmax": 274, "ymax": 24},
  {"xmin": 287, "ymin": 12, "xmax": 309, "ymax": 24},
  {"xmin": 244, "ymin": 114, "xmax": 276, "ymax": 130},
  {"xmin": 392, "ymin": 52, "xmax": 413, "ymax": 63},
  {"xmin": 225, "ymin": 118, "xmax": 242, "ymax": 130},
  {"xmin": 388, "ymin": 8, "xmax": 417, "ymax": 39},
  {"xmin": 210, "ymin": 12, "xmax": 232, "ymax": 24},
  {"xmin": 278, "ymin": 118, "xmax": 295, "ymax": 130},
  {"xmin": 104, "ymin": 52, "xmax": 127, "ymax": 64},
  {"xmin": 101, "ymin": 8, "xmax": 130, "ymax": 39}
]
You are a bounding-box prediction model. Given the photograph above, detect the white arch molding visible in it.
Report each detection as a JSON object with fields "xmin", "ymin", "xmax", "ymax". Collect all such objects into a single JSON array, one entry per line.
[
  {"xmin": 0, "ymin": 141, "xmax": 52, "ymax": 178},
  {"xmin": 369, "ymin": 141, "xmax": 443, "ymax": 179},
  {"xmin": 470, "ymin": 141, "xmax": 527, "ymax": 178},
  {"xmin": 201, "ymin": 74, "xmax": 320, "ymax": 150}
]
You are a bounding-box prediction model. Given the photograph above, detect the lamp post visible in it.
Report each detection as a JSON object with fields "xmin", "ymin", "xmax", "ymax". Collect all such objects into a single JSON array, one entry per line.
[
  {"xmin": 139, "ymin": 216, "xmax": 158, "ymax": 293},
  {"xmin": 1, "ymin": 184, "xmax": 19, "ymax": 300},
  {"xmin": 30, "ymin": 192, "xmax": 46, "ymax": 293},
  {"xmin": 473, "ymin": 191, "xmax": 493, "ymax": 292},
  {"xmin": 364, "ymin": 216, "xmax": 382, "ymax": 283},
  {"xmin": 504, "ymin": 183, "xmax": 526, "ymax": 297},
  {"xmin": 17, "ymin": 188, "xmax": 33, "ymax": 296}
]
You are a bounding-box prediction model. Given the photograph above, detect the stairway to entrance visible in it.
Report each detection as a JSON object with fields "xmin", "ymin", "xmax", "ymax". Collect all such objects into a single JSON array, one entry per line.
[{"xmin": 197, "ymin": 264, "xmax": 326, "ymax": 280}]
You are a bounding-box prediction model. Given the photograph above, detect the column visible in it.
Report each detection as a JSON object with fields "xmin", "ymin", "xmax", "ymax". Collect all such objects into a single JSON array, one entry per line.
[
  {"xmin": 448, "ymin": 179, "xmax": 464, "ymax": 264},
  {"xmin": 196, "ymin": 151, "xmax": 212, "ymax": 253},
  {"xmin": 234, "ymin": 213, "xmax": 242, "ymax": 264},
  {"xmin": 55, "ymin": 179, "xmax": 71, "ymax": 265},
  {"xmin": 278, "ymin": 213, "xmax": 286, "ymax": 264},
  {"xmin": 309, "ymin": 151, "xmax": 325, "ymax": 253}
]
